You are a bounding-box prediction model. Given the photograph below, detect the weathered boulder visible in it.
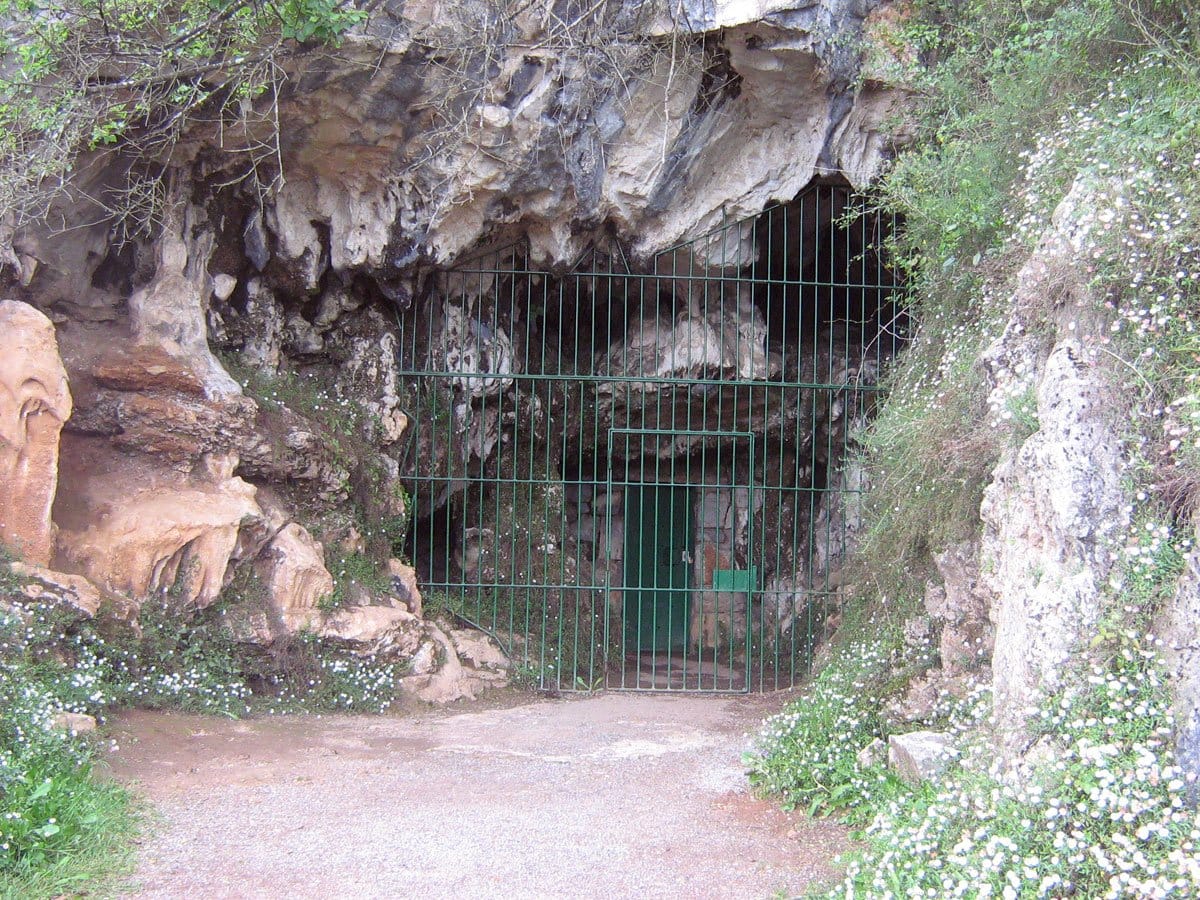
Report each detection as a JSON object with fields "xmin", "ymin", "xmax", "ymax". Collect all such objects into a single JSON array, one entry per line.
[
  {"xmin": 888, "ymin": 730, "xmax": 956, "ymax": 784},
  {"xmin": 254, "ymin": 523, "xmax": 336, "ymax": 635},
  {"xmin": 388, "ymin": 557, "xmax": 424, "ymax": 617},
  {"xmin": 401, "ymin": 621, "xmax": 509, "ymax": 704},
  {"xmin": 9, "ymin": 562, "xmax": 136, "ymax": 621},
  {"xmin": 53, "ymin": 451, "xmax": 260, "ymax": 607},
  {"xmin": 0, "ymin": 300, "xmax": 72, "ymax": 565},
  {"xmin": 320, "ymin": 605, "xmax": 425, "ymax": 657},
  {"xmin": 857, "ymin": 736, "xmax": 887, "ymax": 769},
  {"xmin": 450, "ymin": 627, "xmax": 510, "ymax": 672}
]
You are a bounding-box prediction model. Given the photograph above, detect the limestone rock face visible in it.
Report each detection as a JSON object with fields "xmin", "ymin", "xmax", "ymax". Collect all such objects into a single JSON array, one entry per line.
[
  {"xmin": 1156, "ymin": 528, "xmax": 1200, "ymax": 799},
  {"xmin": 981, "ymin": 342, "xmax": 1127, "ymax": 755},
  {"xmin": 254, "ymin": 523, "xmax": 336, "ymax": 635},
  {"xmin": 53, "ymin": 452, "xmax": 260, "ymax": 607},
  {"xmin": 0, "ymin": 300, "xmax": 72, "ymax": 565},
  {"xmin": 66, "ymin": 340, "xmax": 258, "ymax": 470},
  {"xmin": 951, "ymin": 178, "xmax": 1128, "ymax": 758},
  {"xmin": 9, "ymin": 562, "xmax": 136, "ymax": 621},
  {"xmin": 888, "ymin": 730, "xmax": 956, "ymax": 784},
  {"xmin": 10, "ymin": 0, "xmax": 909, "ymax": 318},
  {"xmin": 128, "ymin": 215, "xmax": 241, "ymax": 399}
]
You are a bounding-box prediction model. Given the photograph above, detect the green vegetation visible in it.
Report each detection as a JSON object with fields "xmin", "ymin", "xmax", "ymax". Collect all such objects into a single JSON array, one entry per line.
[
  {"xmin": 0, "ymin": 544, "xmax": 412, "ymax": 893},
  {"xmin": 747, "ymin": 630, "xmax": 918, "ymax": 821},
  {"xmin": 0, "ymin": 0, "xmax": 365, "ymax": 231},
  {"xmin": 831, "ymin": 646, "xmax": 1196, "ymax": 898},
  {"xmin": 250, "ymin": 632, "xmax": 410, "ymax": 713},
  {"xmin": 752, "ymin": 1, "xmax": 1200, "ymax": 895},
  {"xmin": 0, "ymin": 601, "xmax": 138, "ymax": 896},
  {"xmin": 319, "ymin": 549, "xmax": 393, "ymax": 612},
  {"xmin": 750, "ymin": 625, "xmax": 1199, "ymax": 896},
  {"xmin": 855, "ymin": 0, "xmax": 1200, "ymax": 598},
  {"xmin": 0, "ymin": 702, "xmax": 136, "ymax": 898}
]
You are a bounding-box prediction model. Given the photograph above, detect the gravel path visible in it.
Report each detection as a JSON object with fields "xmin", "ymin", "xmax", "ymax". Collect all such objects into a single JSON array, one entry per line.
[{"xmin": 105, "ymin": 693, "xmax": 849, "ymax": 899}]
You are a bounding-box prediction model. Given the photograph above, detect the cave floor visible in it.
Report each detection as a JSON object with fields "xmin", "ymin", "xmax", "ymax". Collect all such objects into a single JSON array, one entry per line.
[{"xmin": 103, "ymin": 691, "xmax": 850, "ymax": 899}]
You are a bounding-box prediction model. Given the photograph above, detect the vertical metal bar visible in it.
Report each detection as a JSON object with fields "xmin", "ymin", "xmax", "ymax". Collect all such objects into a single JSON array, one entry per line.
[{"xmin": 407, "ymin": 184, "xmax": 900, "ymax": 696}]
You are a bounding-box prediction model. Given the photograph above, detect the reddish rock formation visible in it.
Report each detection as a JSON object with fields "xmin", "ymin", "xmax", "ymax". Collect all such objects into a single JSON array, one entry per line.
[{"xmin": 0, "ymin": 300, "xmax": 72, "ymax": 565}]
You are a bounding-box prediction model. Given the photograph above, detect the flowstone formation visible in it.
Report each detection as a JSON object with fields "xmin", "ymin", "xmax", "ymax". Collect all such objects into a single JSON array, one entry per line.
[{"xmin": 0, "ymin": 301, "xmax": 72, "ymax": 566}]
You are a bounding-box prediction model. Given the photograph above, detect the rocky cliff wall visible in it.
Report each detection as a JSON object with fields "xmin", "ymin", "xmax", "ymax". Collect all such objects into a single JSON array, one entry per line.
[
  {"xmin": 884, "ymin": 176, "xmax": 1200, "ymax": 782},
  {"xmin": 0, "ymin": 0, "xmax": 911, "ymax": 701}
]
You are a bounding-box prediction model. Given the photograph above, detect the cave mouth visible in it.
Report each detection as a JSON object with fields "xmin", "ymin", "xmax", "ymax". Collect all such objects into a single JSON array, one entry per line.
[{"xmin": 399, "ymin": 177, "xmax": 905, "ymax": 692}]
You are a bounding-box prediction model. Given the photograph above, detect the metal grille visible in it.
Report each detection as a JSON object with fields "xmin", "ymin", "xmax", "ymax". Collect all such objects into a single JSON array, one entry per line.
[{"xmin": 398, "ymin": 182, "xmax": 903, "ymax": 692}]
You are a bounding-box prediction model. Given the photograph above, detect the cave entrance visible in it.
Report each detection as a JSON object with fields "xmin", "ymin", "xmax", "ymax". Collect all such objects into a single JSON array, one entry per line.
[{"xmin": 398, "ymin": 179, "xmax": 905, "ymax": 693}]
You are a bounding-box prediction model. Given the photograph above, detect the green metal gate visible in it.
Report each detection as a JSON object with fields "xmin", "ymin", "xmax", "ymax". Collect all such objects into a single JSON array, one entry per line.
[{"xmin": 397, "ymin": 181, "xmax": 903, "ymax": 692}]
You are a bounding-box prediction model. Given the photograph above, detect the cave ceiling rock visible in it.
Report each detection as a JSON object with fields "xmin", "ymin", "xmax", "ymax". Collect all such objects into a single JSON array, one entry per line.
[
  {"xmin": 436, "ymin": 304, "xmax": 517, "ymax": 399},
  {"xmin": 128, "ymin": 207, "xmax": 242, "ymax": 399},
  {"xmin": 227, "ymin": 0, "xmax": 906, "ymax": 285}
]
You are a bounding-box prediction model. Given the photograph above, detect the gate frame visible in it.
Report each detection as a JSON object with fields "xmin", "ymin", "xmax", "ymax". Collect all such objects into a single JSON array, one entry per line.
[{"xmin": 398, "ymin": 185, "xmax": 902, "ymax": 694}]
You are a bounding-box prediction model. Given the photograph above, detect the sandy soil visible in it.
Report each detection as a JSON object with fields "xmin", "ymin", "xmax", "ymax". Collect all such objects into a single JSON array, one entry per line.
[{"xmin": 103, "ymin": 691, "xmax": 850, "ymax": 899}]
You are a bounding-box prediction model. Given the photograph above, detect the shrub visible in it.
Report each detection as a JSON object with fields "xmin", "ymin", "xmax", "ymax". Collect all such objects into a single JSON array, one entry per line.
[
  {"xmin": 829, "ymin": 648, "xmax": 1200, "ymax": 899},
  {"xmin": 746, "ymin": 626, "xmax": 941, "ymax": 822},
  {"xmin": 0, "ymin": 609, "xmax": 136, "ymax": 894},
  {"xmin": 854, "ymin": 0, "xmax": 1200, "ymax": 597}
]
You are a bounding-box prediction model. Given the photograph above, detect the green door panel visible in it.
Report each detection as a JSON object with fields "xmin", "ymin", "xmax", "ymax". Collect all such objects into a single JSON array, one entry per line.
[{"xmin": 623, "ymin": 484, "xmax": 693, "ymax": 652}]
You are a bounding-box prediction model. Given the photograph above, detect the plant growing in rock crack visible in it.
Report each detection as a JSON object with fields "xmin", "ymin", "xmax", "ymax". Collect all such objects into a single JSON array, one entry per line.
[{"xmin": 317, "ymin": 549, "xmax": 392, "ymax": 613}]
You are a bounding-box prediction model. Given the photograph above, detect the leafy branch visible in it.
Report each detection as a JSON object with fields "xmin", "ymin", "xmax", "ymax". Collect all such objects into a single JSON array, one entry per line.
[{"xmin": 0, "ymin": 0, "xmax": 365, "ymax": 250}]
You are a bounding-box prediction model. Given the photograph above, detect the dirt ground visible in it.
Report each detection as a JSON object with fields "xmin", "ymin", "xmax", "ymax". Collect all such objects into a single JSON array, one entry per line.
[{"xmin": 103, "ymin": 691, "xmax": 850, "ymax": 899}]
